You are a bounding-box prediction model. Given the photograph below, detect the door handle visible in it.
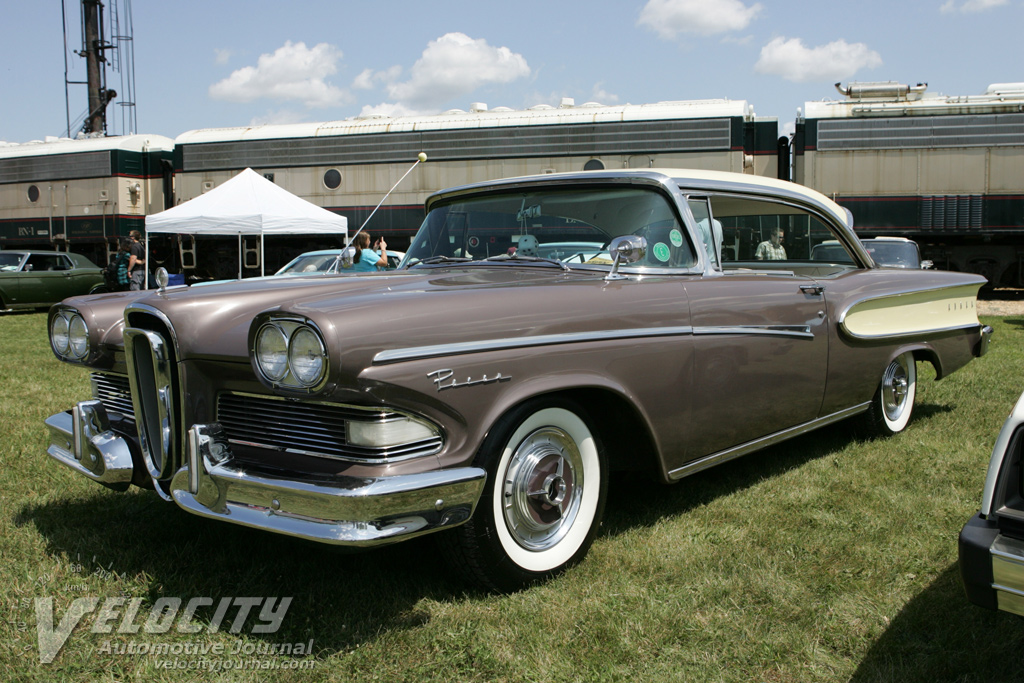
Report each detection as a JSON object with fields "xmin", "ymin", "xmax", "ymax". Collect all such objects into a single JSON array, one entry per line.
[{"xmin": 799, "ymin": 284, "xmax": 825, "ymax": 295}]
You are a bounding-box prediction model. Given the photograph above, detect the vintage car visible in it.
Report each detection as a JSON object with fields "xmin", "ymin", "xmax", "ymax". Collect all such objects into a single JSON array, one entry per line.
[
  {"xmin": 44, "ymin": 169, "xmax": 992, "ymax": 592},
  {"xmin": 960, "ymin": 390, "xmax": 1024, "ymax": 616},
  {"xmin": 0, "ymin": 250, "xmax": 106, "ymax": 311},
  {"xmin": 275, "ymin": 248, "xmax": 406, "ymax": 274},
  {"xmin": 811, "ymin": 237, "xmax": 931, "ymax": 270}
]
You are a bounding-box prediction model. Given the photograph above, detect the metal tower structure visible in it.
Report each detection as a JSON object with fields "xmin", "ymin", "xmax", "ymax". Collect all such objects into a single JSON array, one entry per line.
[{"xmin": 62, "ymin": 0, "xmax": 137, "ymax": 137}]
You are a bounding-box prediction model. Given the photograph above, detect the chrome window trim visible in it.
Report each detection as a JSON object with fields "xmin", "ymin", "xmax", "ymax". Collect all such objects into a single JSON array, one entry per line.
[{"xmin": 372, "ymin": 326, "xmax": 696, "ymax": 366}]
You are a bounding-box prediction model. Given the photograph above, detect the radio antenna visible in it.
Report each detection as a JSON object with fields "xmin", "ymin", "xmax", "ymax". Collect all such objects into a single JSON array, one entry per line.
[{"xmin": 328, "ymin": 152, "xmax": 426, "ymax": 273}]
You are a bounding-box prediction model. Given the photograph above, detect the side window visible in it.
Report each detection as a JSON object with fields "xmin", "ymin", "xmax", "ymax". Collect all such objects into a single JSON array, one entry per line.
[
  {"xmin": 708, "ymin": 195, "xmax": 856, "ymax": 266},
  {"xmin": 26, "ymin": 254, "xmax": 64, "ymax": 272}
]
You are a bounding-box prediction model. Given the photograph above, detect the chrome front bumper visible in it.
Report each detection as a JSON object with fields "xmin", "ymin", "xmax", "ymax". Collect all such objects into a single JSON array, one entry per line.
[
  {"xmin": 46, "ymin": 404, "xmax": 487, "ymax": 547},
  {"xmin": 45, "ymin": 401, "xmax": 134, "ymax": 491}
]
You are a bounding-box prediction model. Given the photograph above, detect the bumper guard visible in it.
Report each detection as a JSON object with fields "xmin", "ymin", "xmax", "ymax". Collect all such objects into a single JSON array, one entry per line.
[{"xmin": 45, "ymin": 401, "xmax": 134, "ymax": 491}]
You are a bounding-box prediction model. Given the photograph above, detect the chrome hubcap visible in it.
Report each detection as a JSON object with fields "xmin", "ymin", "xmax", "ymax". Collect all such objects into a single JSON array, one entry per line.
[
  {"xmin": 882, "ymin": 356, "xmax": 911, "ymax": 422},
  {"xmin": 502, "ymin": 426, "xmax": 583, "ymax": 551}
]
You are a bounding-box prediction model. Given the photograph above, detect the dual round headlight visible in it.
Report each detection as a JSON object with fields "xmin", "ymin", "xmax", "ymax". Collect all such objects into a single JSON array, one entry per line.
[
  {"xmin": 51, "ymin": 310, "xmax": 89, "ymax": 361},
  {"xmin": 255, "ymin": 321, "xmax": 327, "ymax": 388}
]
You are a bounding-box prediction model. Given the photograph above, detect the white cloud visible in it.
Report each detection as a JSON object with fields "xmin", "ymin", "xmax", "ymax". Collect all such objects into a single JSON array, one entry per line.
[
  {"xmin": 638, "ymin": 0, "xmax": 762, "ymax": 38},
  {"xmin": 385, "ymin": 33, "xmax": 530, "ymax": 110},
  {"xmin": 940, "ymin": 0, "xmax": 1008, "ymax": 13},
  {"xmin": 357, "ymin": 102, "xmax": 424, "ymax": 118},
  {"xmin": 214, "ymin": 48, "xmax": 232, "ymax": 66},
  {"xmin": 209, "ymin": 41, "xmax": 350, "ymax": 108},
  {"xmin": 590, "ymin": 84, "xmax": 619, "ymax": 104},
  {"xmin": 352, "ymin": 65, "xmax": 402, "ymax": 91},
  {"xmin": 248, "ymin": 109, "xmax": 310, "ymax": 126},
  {"xmin": 755, "ymin": 37, "xmax": 882, "ymax": 83}
]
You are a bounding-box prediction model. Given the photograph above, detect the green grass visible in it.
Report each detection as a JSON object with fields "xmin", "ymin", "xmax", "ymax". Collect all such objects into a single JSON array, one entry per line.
[{"xmin": 2, "ymin": 310, "xmax": 1023, "ymax": 682}]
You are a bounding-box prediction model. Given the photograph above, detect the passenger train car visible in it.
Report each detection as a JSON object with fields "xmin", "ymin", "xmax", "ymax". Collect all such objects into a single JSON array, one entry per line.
[
  {"xmin": 793, "ymin": 82, "xmax": 1024, "ymax": 287},
  {"xmin": 168, "ymin": 98, "xmax": 780, "ymax": 278},
  {"xmin": 2, "ymin": 84, "xmax": 1022, "ymax": 285},
  {"xmin": 0, "ymin": 135, "xmax": 174, "ymax": 267}
]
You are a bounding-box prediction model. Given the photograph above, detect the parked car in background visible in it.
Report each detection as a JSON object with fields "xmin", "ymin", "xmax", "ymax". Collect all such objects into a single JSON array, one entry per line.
[
  {"xmin": 0, "ymin": 250, "xmax": 106, "ymax": 311},
  {"xmin": 860, "ymin": 237, "xmax": 932, "ymax": 269},
  {"xmin": 811, "ymin": 237, "xmax": 931, "ymax": 269},
  {"xmin": 960, "ymin": 390, "xmax": 1024, "ymax": 616},
  {"xmin": 275, "ymin": 248, "xmax": 405, "ymax": 275},
  {"xmin": 43, "ymin": 169, "xmax": 991, "ymax": 591}
]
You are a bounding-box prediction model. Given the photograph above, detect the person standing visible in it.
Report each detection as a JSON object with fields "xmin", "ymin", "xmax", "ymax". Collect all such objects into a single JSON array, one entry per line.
[
  {"xmin": 128, "ymin": 229, "xmax": 147, "ymax": 290},
  {"xmin": 115, "ymin": 238, "xmax": 132, "ymax": 291}
]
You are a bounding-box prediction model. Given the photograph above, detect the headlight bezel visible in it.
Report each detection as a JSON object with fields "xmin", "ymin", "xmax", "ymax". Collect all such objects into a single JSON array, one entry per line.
[
  {"xmin": 251, "ymin": 315, "xmax": 330, "ymax": 392},
  {"xmin": 50, "ymin": 308, "xmax": 90, "ymax": 362}
]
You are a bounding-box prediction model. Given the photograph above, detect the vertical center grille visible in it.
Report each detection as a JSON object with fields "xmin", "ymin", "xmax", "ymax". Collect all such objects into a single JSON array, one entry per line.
[{"xmin": 123, "ymin": 310, "xmax": 181, "ymax": 480}]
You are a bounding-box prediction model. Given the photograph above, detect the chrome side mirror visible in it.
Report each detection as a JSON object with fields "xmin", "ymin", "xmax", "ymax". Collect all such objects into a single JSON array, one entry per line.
[
  {"xmin": 920, "ymin": 260, "xmax": 933, "ymax": 270},
  {"xmin": 605, "ymin": 235, "xmax": 647, "ymax": 281}
]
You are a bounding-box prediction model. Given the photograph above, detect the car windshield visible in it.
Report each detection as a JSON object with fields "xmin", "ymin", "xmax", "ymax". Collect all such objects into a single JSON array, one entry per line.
[
  {"xmin": 862, "ymin": 240, "xmax": 919, "ymax": 268},
  {"xmin": 276, "ymin": 253, "xmax": 341, "ymax": 275},
  {"xmin": 404, "ymin": 186, "xmax": 697, "ymax": 269},
  {"xmin": 0, "ymin": 253, "xmax": 25, "ymax": 271}
]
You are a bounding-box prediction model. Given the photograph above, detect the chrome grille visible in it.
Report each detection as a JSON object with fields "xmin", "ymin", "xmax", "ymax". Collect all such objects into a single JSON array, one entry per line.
[
  {"xmin": 217, "ymin": 392, "xmax": 443, "ymax": 462},
  {"xmin": 123, "ymin": 309, "xmax": 181, "ymax": 480},
  {"xmin": 90, "ymin": 373, "xmax": 134, "ymax": 419}
]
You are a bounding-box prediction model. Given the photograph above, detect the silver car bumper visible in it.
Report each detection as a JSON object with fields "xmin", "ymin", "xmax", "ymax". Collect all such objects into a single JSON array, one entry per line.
[
  {"xmin": 169, "ymin": 424, "xmax": 486, "ymax": 546},
  {"xmin": 46, "ymin": 403, "xmax": 486, "ymax": 547},
  {"xmin": 45, "ymin": 401, "xmax": 134, "ymax": 490}
]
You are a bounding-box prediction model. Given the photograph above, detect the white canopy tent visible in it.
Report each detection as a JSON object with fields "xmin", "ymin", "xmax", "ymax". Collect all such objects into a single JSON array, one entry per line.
[{"xmin": 145, "ymin": 168, "xmax": 348, "ymax": 277}]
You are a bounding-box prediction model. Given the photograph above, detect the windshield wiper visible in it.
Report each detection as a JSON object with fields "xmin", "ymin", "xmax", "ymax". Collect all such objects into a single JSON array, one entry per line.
[
  {"xmin": 482, "ymin": 254, "xmax": 571, "ymax": 272},
  {"xmin": 412, "ymin": 255, "xmax": 475, "ymax": 266}
]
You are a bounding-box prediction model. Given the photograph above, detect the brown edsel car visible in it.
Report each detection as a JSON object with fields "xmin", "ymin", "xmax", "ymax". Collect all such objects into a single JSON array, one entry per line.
[{"xmin": 45, "ymin": 169, "xmax": 991, "ymax": 591}]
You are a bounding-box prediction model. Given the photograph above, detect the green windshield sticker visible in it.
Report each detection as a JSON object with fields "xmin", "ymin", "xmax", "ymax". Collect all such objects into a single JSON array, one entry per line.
[
  {"xmin": 653, "ymin": 242, "xmax": 671, "ymax": 262},
  {"xmin": 669, "ymin": 229, "xmax": 683, "ymax": 247}
]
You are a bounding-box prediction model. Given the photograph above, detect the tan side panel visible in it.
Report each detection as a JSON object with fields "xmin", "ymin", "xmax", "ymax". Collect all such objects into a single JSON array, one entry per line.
[{"xmin": 841, "ymin": 284, "xmax": 980, "ymax": 339}]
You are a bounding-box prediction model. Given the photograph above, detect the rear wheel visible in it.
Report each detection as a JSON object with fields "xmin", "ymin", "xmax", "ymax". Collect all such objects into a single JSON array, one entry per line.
[
  {"xmin": 444, "ymin": 397, "xmax": 607, "ymax": 592},
  {"xmin": 864, "ymin": 351, "xmax": 917, "ymax": 436}
]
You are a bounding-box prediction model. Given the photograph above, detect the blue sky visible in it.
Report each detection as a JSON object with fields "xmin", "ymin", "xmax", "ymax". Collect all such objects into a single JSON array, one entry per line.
[{"xmin": 1, "ymin": 0, "xmax": 1021, "ymax": 144}]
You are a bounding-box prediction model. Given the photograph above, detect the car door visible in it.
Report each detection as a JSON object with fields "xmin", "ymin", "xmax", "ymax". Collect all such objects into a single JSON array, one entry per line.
[
  {"xmin": 22, "ymin": 253, "xmax": 69, "ymax": 305},
  {"xmin": 679, "ymin": 194, "xmax": 836, "ymax": 459},
  {"xmin": 683, "ymin": 274, "xmax": 828, "ymax": 458}
]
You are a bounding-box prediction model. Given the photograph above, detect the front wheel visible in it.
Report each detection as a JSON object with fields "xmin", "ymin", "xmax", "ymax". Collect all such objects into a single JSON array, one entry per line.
[
  {"xmin": 864, "ymin": 351, "xmax": 917, "ymax": 436},
  {"xmin": 444, "ymin": 397, "xmax": 607, "ymax": 592}
]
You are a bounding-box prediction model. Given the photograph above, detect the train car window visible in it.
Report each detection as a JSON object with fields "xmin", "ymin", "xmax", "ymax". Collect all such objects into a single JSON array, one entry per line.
[
  {"xmin": 27, "ymin": 185, "xmax": 39, "ymax": 203},
  {"xmin": 323, "ymin": 169, "xmax": 342, "ymax": 190}
]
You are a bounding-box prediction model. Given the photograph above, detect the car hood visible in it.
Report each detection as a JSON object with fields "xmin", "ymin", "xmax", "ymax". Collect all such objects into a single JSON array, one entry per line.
[{"xmin": 113, "ymin": 267, "xmax": 690, "ymax": 370}]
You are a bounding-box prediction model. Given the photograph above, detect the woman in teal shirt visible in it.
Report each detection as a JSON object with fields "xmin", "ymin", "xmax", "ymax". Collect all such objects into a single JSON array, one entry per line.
[{"xmin": 351, "ymin": 233, "xmax": 389, "ymax": 272}]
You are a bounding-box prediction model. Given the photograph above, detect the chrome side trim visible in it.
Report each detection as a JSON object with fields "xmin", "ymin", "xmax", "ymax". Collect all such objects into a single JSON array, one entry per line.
[
  {"xmin": 373, "ymin": 326, "xmax": 695, "ymax": 365},
  {"xmin": 668, "ymin": 402, "xmax": 870, "ymax": 480},
  {"xmin": 692, "ymin": 325, "xmax": 813, "ymax": 340},
  {"xmin": 169, "ymin": 423, "xmax": 486, "ymax": 547},
  {"xmin": 841, "ymin": 321, "xmax": 983, "ymax": 342}
]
